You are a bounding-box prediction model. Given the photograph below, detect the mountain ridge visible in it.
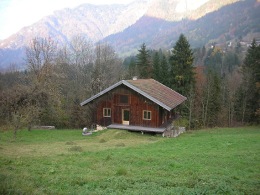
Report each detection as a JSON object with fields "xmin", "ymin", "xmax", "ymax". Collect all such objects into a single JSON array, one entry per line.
[
  {"xmin": 0, "ymin": 0, "xmax": 259, "ymax": 71},
  {"xmin": 103, "ymin": 0, "xmax": 260, "ymax": 56}
]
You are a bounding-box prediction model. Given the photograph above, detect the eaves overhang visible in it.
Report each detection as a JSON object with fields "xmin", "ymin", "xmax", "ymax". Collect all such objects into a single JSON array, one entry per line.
[{"xmin": 80, "ymin": 80, "xmax": 184, "ymax": 111}]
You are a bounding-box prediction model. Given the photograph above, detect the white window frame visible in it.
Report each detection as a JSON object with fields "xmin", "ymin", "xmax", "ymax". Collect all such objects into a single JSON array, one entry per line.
[
  {"xmin": 143, "ymin": 110, "xmax": 152, "ymax": 120},
  {"xmin": 103, "ymin": 108, "xmax": 111, "ymax": 117}
]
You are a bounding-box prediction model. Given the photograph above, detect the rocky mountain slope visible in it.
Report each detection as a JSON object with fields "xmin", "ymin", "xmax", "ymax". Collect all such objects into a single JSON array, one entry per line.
[
  {"xmin": 0, "ymin": 0, "xmax": 150, "ymax": 70},
  {"xmin": 104, "ymin": 0, "xmax": 260, "ymax": 55},
  {"xmin": 0, "ymin": 0, "xmax": 259, "ymax": 71},
  {"xmin": 0, "ymin": 1, "xmax": 149, "ymax": 49}
]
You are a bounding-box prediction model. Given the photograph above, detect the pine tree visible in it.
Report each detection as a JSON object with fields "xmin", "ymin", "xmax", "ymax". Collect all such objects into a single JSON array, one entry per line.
[
  {"xmin": 238, "ymin": 39, "xmax": 260, "ymax": 123},
  {"xmin": 152, "ymin": 52, "xmax": 160, "ymax": 81},
  {"xmin": 204, "ymin": 46, "xmax": 223, "ymax": 76},
  {"xmin": 128, "ymin": 58, "xmax": 137, "ymax": 78},
  {"xmin": 136, "ymin": 43, "xmax": 152, "ymax": 79},
  {"xmin": 160, "ymin": 54, "xmax": 169, "ymax": 86},
  {"xmin": 207, "ymin": 70, "xmax": 221, "ymax": 127},
  {"xmin": 169, "ymin": 34, "xmax": 195, "ymax": 96}
]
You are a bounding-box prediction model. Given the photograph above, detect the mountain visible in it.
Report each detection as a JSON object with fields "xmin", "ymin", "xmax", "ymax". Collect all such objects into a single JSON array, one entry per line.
[
  {"xmin": 0, "ymin": 0, "xmax": 150, "ymax": 70},
  {"xmin": 103, "ymin": 0, "xmax": 260, "ymax": 55},
  {"xmin": 0, "ymin": 0, "xmax": 259, "ymax": 71}
]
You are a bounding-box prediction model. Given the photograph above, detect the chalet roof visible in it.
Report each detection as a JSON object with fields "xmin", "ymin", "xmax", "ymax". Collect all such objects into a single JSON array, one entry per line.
[{"xmin": 80, "ymin": 79, "xmax": 186, "ymax": 111}]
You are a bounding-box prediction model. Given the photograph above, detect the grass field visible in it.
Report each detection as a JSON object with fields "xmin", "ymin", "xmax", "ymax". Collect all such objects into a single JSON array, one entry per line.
[{"xmin": 0, "ymin": 127, "xmax": 259, "ymax": 194}]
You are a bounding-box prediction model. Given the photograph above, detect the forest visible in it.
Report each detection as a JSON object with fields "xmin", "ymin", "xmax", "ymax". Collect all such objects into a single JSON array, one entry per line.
[{"xmin": 0, "ymin": 34, "xmax": 259, "ymax": 132}]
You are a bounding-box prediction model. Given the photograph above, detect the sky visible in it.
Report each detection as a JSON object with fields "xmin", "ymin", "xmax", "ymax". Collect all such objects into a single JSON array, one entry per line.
[{"xmin": 0, "ymin": 0, "xmax": 136, "ymax": 40}]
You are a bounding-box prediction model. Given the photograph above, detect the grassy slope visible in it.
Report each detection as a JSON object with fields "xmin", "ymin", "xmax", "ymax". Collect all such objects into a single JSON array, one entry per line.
[{"xmin": 0, "ymin": 127, "xmax": 259, "ymax": 194}]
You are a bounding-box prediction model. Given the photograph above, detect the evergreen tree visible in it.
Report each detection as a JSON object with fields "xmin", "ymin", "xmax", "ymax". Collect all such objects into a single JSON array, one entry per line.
[
  {"xmin": 237, "ymin": 39, "xmax": 260, "ymax": 123},
  {"xmin": 223, "ymin": 52, "xmax": 240, "ymax": 73},
  {"xmin": 160, "ymin": 54, "xmax": 169, "ymax": 86},
  {"xmin": 204, "ymin": 46, "xmax": 223, "ymax": 76},
  {"xmin": 128, "ymin": 58, "xmax": 137, "ymax": 79},
  {"xmin": 136, "ymin": 43, "xmax": 152, "ymax": 79},
  {"xmin": 152, "ymin": 52, "xmax": 160, "ymax": 81},
  {"xmin": 169, "ymin": 34, "xmax": 195, "ymax": 96},
  {"xmin": 206, "ymin": 70, "xmax": 221, "ymax": 127}
]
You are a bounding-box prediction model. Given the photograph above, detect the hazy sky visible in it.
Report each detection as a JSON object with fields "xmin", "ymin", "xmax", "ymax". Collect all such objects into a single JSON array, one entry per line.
[{"xmin": 0, "ymin": 0, "xmax": 137, "ymax": 40}]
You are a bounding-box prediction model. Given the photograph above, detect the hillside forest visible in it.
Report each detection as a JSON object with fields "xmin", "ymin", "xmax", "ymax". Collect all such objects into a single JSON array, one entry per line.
[{"xmin": 0, "ymin": 34, "xmax": 259, "ymax": 132}]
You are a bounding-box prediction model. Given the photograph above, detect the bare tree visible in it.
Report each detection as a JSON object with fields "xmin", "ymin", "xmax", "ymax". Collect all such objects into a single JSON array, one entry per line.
[
  {"xmin": 70, "ymin": 35, "xmax": 94, "ymax": 67},
  {"xmin": 25, "ymin": 37, "xmax": 63, "ymax": 127},
  {"xmin": 54, "ymin": 36, "xmax": 95, "ymax": 127},
  {"xmin": 91, "ymin": 43, "xmax": 123, "ymax": 95},
  {"xmin": 26, "ymin": 37, "xmax": 57, "ymax": 86}
]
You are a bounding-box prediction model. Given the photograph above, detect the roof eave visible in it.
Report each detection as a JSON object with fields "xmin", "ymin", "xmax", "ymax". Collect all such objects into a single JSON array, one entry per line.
[
  {"xmin": 80, "ymin": 80, "xmax": 123, "ymax": 106},
  {"xmin": 81, "ymin": 80, "xmax": 187, "ymax": 111}
]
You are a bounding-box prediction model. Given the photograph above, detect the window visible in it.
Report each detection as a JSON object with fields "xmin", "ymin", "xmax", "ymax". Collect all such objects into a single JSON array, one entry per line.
[
  {"xmin": 120, "ymin": 95, "xmax": 129, "ymax": 104},
  {"xmin": 143, "ymin": 110, "xmax": 151, "ymax": 120},
  {"xmin": 103, "ymin": 108, "xmax": 111, "ymax": 117}
]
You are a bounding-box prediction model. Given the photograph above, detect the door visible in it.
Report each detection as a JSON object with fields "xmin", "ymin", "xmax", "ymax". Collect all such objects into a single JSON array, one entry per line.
[{"xmin": 122, "ymin": 109, "xmax": 130, "ymax": 125}]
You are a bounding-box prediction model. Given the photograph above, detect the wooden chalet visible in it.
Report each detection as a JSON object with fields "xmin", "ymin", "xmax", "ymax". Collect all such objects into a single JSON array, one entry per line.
[{"xmin": 80, "ymin": 79, "xmax": 186, "ymax": 134}]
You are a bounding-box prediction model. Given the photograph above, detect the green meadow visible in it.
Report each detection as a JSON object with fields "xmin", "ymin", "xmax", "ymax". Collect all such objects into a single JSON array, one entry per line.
[{"xmin": 0, "ymin": 127, "xmax": 259, "ymax": 194}]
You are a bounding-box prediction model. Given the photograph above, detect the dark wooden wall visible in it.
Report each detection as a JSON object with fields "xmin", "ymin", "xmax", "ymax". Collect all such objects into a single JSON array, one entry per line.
[{"xmin": 95, "ymin": 85, "xmax": 171, "ymax": 128}]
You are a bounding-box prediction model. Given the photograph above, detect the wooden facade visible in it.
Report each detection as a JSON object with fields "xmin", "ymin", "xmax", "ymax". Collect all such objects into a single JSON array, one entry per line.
[
  {"xmin": 91, "ymin": 85, "xmax": 174, "ymax": 128},
  {"xmin": 81, "ymin": 79, "xmax": 186, "ymax": 132}
]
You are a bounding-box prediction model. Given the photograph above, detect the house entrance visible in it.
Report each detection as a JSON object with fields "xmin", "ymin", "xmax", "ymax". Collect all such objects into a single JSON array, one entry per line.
[{"xmin": 122, "ymin": 109, "xmax": 130, "ymax": 125}]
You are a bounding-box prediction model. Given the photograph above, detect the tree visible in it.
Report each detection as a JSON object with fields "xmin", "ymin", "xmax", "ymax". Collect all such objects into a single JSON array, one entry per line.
[
  {"xmin": 169, "ymin": 34, "xmax": 195, "ymax": 125},
  {"xmin": 152, "ymin": 52, "xmax": 160, "ymax": 81},
  {"xmin": 25, "ymin": 37, "xmax": 63, "ymax": 127},
  {"xmin": 70, "ymin": 35, "xmax": 94, "ymax": 68},
  {"xmin": 204, "ymin": 46, "xmax": 223, "ymax": 77},
  {"xmin": 26, "ymin": 37, "xmax": 57, "ymax": 86},
  {"xmin": 127, "ymin": 57, "xmax": 137, "ymax": 79},
  {"xmin": 136, "ymin": 43, "xmax": 152, "ymax": 79},
  {"xmin": 91, "ymin": 43, "xmax": 123, "ymax": 95},
  {"xmin": 223, "ymin": 71, "xmax": 242, "ymax": 126},
  {"xmin": 198, "ymin": 69, "xmax": 221, "ymax": 127},
  {"xmin": 65, "ymin": 35, "xmax": 94, "ymax": 101},
  {"xmin": 223, "ymin": 51, "xmax": 240, "ymax": 74},
  {"xmin": 160, "ymin": 54, "xmax": 170, "ymax": 86},
  {"xmin": 169, "ymin": 34, "xmax": 195, "ymax": 96},
  {"xmin": 236, "ymin": 39, "xmax": 260, "ymax": 123}
]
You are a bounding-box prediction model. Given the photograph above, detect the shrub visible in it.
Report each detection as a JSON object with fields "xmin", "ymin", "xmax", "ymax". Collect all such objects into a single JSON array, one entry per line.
[{"xmin": 174, "ymin": 117, "xmax": 189, "ymax": 128}]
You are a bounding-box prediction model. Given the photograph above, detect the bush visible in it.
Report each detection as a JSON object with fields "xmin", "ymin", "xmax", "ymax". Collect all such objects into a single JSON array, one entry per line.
[{"xmin": 174, "ymin": 117, "xmax": 189, "ymax": 128}]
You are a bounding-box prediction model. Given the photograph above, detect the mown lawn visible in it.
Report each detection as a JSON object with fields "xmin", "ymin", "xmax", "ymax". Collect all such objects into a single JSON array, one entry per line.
[{"xmin": 0, "ymin": 127, "xmax": 259, "ymax": 194}]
